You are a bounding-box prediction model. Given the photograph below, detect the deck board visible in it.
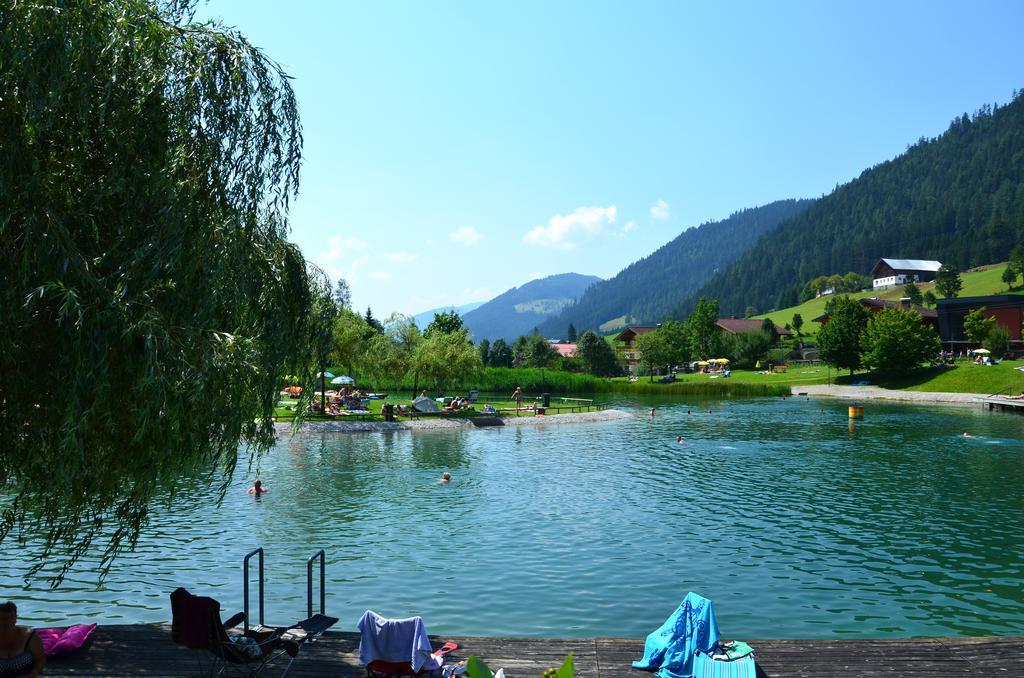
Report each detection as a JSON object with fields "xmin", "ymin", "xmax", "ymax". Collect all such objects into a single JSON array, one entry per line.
[{"xmin": 42, "ymin": 625, "xmax": 1023, "ymax": 677}]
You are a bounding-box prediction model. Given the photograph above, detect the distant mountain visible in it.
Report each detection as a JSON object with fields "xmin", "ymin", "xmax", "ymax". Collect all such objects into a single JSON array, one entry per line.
[
  {"xmin": 462, "ymin": 273, "xmax": 602, "ymax": 342},
  {"xmin": 679, "ymin": 92, "xmax": 1024, "ymax": 318},
  {"xmin": 413, "ymin": 301, "xmax": 485, "ymax": 330},
  {"xmin": 537, "ymin": 199, "xmax": 814, "ymax": 336}
]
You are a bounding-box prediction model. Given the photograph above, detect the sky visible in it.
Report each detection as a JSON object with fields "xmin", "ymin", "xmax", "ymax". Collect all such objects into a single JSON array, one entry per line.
[{"xmin": 198, "ymin": 0, "xmax": 1024, "ymax": 318}]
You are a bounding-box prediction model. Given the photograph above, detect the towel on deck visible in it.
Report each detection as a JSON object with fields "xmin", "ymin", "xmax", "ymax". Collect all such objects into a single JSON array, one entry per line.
[
  {"xmin": 632, "ymin": 592, "xmax": 721, "ymax": 678},
  {"xmin": 357, "ymin": 610, "xmax": 442, "ymax": 673}
]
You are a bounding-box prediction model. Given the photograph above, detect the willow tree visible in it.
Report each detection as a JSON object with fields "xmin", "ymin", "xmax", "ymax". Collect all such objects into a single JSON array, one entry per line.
[{"xmin": 0, "ymin": 1, "xmax": 317, "ymax": 583}]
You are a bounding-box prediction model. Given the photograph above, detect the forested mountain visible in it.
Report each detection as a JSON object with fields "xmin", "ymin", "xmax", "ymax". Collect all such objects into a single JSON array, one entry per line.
[
  {"xmin": 679, "ymin": 91, "xmax": 1024, "ymax": 317},
  {"xmin": 412, "ymin": 301, "xmax": 484, "ymax": 330},
  {"xmin": 462, "ymin": 273, "xmax": 601, "ymax": 341},
  {"xmin": 537, "ymin": 199, "xmax": 814, "ymax": 336}
]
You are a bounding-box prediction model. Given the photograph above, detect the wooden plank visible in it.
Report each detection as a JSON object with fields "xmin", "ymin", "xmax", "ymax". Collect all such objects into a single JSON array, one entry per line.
[{"xmin": 43, "ymin": 626, "xmax": 1024, "ymax": 677}]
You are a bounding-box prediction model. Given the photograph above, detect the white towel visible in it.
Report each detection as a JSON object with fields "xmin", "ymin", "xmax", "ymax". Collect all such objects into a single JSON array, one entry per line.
[{"xmin": 357, "ymin": 610, "xmax": 442, "ymax": 673}]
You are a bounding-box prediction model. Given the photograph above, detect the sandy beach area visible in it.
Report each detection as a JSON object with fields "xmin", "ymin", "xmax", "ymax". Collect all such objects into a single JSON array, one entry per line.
[
  {"xmin": 275, "ymin": 408, "xmax": 633, "ymax": 434},
  {"xmin": 798, "ymin": 383, "xmax": 984, "ymax": 404}
]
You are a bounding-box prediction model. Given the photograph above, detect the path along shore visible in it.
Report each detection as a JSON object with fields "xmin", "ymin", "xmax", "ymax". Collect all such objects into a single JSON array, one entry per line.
[
  {"xmin": 799, "ymin": 383, "xmax": 985, "ymax": 404},
  {"xmin": 46, "ymin": 625, "xmax": 1024, "ymax": 676},
  {"xmin": 275, "ymin": 408, "xmax": 633, "ymax": 434}
]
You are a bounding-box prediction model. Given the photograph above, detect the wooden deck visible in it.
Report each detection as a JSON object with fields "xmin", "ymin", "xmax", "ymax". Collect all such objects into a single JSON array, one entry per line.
[
  {"xmin": 44, "ymin": 625, "xmax": 1024, "ymax": 677},
  {"xmin": 979, "ymin": 395, "xmax": 1024, "ymax": 413}
]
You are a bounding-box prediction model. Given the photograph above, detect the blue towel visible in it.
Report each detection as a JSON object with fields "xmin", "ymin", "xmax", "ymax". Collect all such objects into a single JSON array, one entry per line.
[
  {"xmin": 632, "ymin": 592, "xmax": 721, "ymax": 678},
  {"xmin": 356, "ymin": 610, "xmax": 441, "ymax": 672},
  {"xmin": 692, "ymin": 652, "xmax": 756, "ymax": 678}
]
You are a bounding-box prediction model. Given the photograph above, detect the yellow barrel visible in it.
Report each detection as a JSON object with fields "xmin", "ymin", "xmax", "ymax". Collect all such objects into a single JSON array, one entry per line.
[{"xmin": 849, "ymin": 405, "xmax": 864, "ymax": 419}]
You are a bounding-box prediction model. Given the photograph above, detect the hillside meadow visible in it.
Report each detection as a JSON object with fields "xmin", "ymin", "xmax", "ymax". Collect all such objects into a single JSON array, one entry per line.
[{"xmin": 752, "ymin": 262, "xmax": 1020, "ymax": 336}]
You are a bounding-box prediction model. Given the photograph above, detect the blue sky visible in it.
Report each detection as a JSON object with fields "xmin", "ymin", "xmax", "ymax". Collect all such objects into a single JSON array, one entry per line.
[{"xmin": 199, "ymin": 0, "xmax": 1023, "ymax": 317}]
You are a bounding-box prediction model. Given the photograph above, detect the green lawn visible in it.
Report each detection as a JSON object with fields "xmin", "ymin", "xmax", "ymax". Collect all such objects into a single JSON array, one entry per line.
[
  {"xmin": 613, "ymin": 365, "xmax": 832, "ymax": 387},
  {"xmin": 837, "ymin": 359, "xmax": 1024, "ymax": 394},
  {"xmin": 753, "ymin": 262, "xmax": 1020, "ymax": 337}
]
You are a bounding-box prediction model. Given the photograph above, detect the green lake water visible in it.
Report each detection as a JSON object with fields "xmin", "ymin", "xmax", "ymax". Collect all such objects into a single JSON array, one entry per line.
[{"xmin": 3, "ymin": 395, "xmax": 1023, "ymax": 639}]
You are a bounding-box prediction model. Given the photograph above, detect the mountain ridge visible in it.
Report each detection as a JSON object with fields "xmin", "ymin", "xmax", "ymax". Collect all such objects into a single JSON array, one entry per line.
[
  {"xmin": 461, "ymin": 273, "xmax": 601, "ymax": 342},
  {"xmin": 537, "ymin": 198, "xmax": 815, "ymax": 336}
]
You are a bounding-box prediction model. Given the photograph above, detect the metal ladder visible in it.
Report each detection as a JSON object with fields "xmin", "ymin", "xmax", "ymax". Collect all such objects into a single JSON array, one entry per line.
[{"xmin": 243, "ymin": 547, "xmax": 339, "ymax": 639}]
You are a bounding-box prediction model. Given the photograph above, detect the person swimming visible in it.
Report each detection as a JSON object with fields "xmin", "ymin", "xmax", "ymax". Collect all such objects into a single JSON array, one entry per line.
[
  {"xmin": 676, "ymin": 436, "xmax": 685, "ymax": 444},
  {"xmin": 247, "ymin": 479, "xmax": 268, "ymax": 494},
  {"xmin": 440, "ymin": 472, "xmax": 451, "ymax": 484}
]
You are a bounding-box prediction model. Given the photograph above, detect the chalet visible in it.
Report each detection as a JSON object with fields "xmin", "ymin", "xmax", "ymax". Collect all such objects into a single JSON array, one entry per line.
[
  {"xmin": 813, "ymin": 298, "xmax": 939, "ymax": 331},
  {"xmin": 936, "ymin": 295, "xmax": 1024, "ymax": 348},
  {"xmin": 715, "ymin": 318, "xmax": 792, "ymax": 337},
  {"xmin": 871, "ymin": 258, "xmax": 942, "ymax": 290},
  {"xmin": 614, "ymin": 325, "xmax": 659, "ymax": 375}
]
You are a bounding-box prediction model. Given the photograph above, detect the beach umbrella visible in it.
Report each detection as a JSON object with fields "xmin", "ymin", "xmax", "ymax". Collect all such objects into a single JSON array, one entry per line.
[
  {"xmin": 973, "ymin": 349, "xmax": 991, "ymax": 355},
  {"xmin": 714, "ymin": 358, "xmax": 730, "ymax": 363},
  {"xmin": 331, "ymin": 375, "xmax": 355, "ymax": 385},
  {"xmin": 696, "ymin": 360, "xmax": 710, "ymax": 366},
  {"xmin": 317, "ymin": 371, "xmax": 336, "ymax": 379}
]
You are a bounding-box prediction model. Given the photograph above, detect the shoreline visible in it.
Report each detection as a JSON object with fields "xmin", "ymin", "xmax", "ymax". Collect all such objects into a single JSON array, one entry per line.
[
  {"xmin": 274, "ymin": 408, "xmax": 633, "ymax": 434},
  {"xmin": 798, "ymin": 383, "xmax": 986, "ymax": 405},
  {"xmin": 46, "ymin": 624, "xmax": 1024, "ymax": 675}
]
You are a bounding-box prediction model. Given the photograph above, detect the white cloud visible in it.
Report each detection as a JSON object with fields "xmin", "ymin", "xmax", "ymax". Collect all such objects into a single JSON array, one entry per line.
[
  {"xmin": 623, "ymin": 220, "xmax": 638, "ymax": 233},
  {"xmin": 449, "ymin": 225, "xmax": 483, "ymax": 246},
  {"xmin": 386, "ymin": 251, "xmax": 419, "ymax": 264},
  {"xmin": 650, "ymin": 199, "xmax": 670, "ymax": 220},
  {"xmin": 315, "ymin": 235, "xmax": 369, "ymax": 284},
  {"xmin": 523, "ymin": 205, "xmax": 617, "ymax": 250}
]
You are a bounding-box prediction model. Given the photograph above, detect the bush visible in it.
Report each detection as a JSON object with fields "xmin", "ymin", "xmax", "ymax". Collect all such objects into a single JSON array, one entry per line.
[
  {"xmin": 861, "ymin": 308, "xmax": 941, "ymax": 375},
  {"xmin": 986, "ymin": 326, "xmax": 1011, "ymax": 359}
]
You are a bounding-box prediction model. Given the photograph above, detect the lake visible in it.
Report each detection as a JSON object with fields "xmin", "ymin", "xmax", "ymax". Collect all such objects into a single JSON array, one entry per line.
[{"xmin": 3, "ymin": 395, "xmax": 1023, "ymax": 639}]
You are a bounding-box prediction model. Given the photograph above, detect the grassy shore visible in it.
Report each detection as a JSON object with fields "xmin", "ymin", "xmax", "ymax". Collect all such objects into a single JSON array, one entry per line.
[{"xmin": 836, "ymin": 358, "xmax": 1024, "ymax": 394}]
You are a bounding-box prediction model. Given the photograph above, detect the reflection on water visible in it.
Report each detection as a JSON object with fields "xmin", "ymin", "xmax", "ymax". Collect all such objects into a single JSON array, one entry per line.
[{"xmin": 3, "ymin": 396, "xmax": 1023, "ymax": 639}]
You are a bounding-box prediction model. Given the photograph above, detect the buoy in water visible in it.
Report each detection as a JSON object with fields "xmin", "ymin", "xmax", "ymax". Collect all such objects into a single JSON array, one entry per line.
[{"xmin": 848, "ymin": 405, "xmax": 864, "ymax": 419}]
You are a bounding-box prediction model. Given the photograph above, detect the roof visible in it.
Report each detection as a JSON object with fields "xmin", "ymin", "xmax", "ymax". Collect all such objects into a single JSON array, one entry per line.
[
  {"xmin": 550, "ymin": 343, "xmax": 577, "ymax": 357},
  {"xmin": 715, "ymin": 318, "xmax": 792, "ymax": 335},
  {"xmin": 813, "ymin": 298, "xmax": 938, "ymax": 322},
  {"xmin": 875, "ymin": 258, "xmax": 943, "ymax": 273},
  {"xmin": 614, "ymin": 326, "xmax": 659, "ymax": 341}
]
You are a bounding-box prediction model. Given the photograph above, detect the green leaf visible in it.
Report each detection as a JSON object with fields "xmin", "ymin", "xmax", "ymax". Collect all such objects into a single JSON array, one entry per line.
[{"xmin": 555, "ymin": 652, "xmax": 575, "ymax": 678}]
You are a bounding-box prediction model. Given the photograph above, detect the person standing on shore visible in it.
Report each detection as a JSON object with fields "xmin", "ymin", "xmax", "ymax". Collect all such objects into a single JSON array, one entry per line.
[{"xmin": 511, "ymin": 386, "xmax": 523, "ymax": 411}]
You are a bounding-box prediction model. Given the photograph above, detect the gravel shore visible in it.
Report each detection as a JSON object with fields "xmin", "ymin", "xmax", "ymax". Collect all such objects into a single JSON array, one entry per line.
[
  {"xmin": 275, "ymin": 408, "xmax": 633, "ymax": 434},
  {"xmin": 798, "ymin": 383, "xmax": 985, "ymax": 404}
]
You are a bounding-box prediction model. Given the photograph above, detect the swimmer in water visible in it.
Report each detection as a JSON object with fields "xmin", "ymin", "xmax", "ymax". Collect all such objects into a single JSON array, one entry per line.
[
  {"xmin": 676, "ymin": 436, "xmax": 685, "ymax": 444},
  {"xmin": 963, "ymin": 432, "xmax": 974, "ymax": 438},
  {"xmin": 247, "ymin": 479, "xmax": 268, "ymax": 495},
  {"xmin": 649, "ymin": 408, "xmax": 655, "ymax": 418},
  {"xmin": 440, "ymin": 472, "xmax": 451, "ymax": 484}
]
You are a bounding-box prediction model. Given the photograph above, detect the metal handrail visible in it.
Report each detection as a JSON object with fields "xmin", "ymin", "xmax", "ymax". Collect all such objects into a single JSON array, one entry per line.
[
  {"xmin": 307, "ymin": 549, "xmax": 326, "ymax": 619},
  {"xmin": 243, "ymin": 547, "xmax": 264, "ymax": 633}
]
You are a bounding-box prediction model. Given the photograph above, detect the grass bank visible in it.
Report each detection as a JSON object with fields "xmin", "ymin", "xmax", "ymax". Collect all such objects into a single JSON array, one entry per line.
[{"xmin": 836, "ymin": 359, "xmax": 1024, "ymax": 394}]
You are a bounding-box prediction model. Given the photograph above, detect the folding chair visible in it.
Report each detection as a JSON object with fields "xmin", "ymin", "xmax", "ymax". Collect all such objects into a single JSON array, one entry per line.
[{"xmin": 170, "ymin": 587, "xmax": 311, "ymax": 677}]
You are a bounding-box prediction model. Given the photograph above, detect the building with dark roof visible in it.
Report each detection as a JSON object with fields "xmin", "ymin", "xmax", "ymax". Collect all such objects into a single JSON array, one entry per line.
[
  {"xmin": 870, "ymin": 258, "xmax": 942, "ymax": 290},
  {"xmin": 936, "ymin": 295, "xmax": 1024, "ymax": 347},
  {"xmin": 613, "ymin": 325, "xmax": 659, "ymax": 375},
  {"xmin": 813, "ymin": 297, "xmax": 939, "ymax": 331},
  {"xmin": 715, "ymin": 318, "xmax": 792, "ymax": 336}
]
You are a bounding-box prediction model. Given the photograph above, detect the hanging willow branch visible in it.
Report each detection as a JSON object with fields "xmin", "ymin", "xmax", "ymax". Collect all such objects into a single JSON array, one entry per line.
[{"xmin": 0, "ymin": 0, "xmax": 319, "ymax": 585}]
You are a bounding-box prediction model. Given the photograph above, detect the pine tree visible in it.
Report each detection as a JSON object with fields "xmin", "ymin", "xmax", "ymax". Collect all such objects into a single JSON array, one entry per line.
[
  {"xmin": 935, "ymin": 264, "xmax": 963, "ymax": 299},
  {"xmin": 903, "ymin": 281, "xmax": 923, "ymax": 305},
  {"xmin": 567, "ymin": 323, "xmax": 577, "ymax": 342}
]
